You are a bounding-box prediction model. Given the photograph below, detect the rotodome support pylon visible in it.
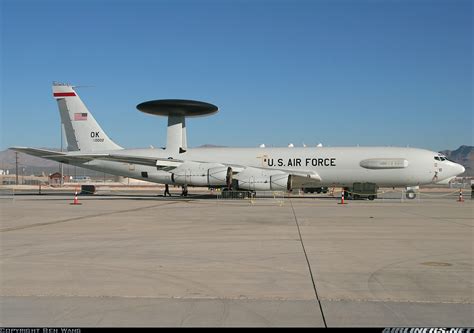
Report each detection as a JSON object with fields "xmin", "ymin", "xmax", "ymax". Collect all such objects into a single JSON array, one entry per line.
[{"xmin": 136, "ymin": 99, "xmax": 218, "ymax": 155}]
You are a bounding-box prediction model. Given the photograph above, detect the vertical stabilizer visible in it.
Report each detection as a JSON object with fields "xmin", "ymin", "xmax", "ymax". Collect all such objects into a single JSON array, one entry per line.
[{"xmin": 53, "ymin": 83, "xmax": 122, "ymax": 152}]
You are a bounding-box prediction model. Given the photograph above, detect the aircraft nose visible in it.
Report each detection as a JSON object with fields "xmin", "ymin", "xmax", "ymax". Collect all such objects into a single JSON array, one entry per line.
[{"xmin": 455, "ymin": 163, "xmax": 465, "ymax": 175}]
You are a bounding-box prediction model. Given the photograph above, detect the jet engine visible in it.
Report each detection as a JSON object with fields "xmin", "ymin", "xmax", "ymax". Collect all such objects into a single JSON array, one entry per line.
[
  {"xmin": 171, "ymin": 162, "xmax": 232, "ymax": 187},
  {"xmin": 234, "ymin": 167, "xmax": 292, "ymax": 191}
]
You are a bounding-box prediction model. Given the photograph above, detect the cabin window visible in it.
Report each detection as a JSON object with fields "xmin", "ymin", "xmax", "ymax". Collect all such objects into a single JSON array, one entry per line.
[{"xmin": 141, "ymin": 172, "xmax": 148, "ymax": 178}]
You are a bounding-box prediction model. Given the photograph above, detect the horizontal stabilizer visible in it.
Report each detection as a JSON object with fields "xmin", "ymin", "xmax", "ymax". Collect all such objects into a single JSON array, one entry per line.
[{"xmin": 9, "ymin": 147, "xmax": 66, "ymax": 158}]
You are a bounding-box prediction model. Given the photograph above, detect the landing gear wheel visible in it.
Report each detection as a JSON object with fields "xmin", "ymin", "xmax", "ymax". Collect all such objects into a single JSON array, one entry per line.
[{"xmin": 406, "ymin": 190, "xmax": 416, "ymax": 200}]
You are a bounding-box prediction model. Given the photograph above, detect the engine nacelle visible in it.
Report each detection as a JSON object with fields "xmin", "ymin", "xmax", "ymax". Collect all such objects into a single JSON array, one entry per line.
[
  {"xmin": 235, "ymin": 168, "xmax": 292, "ymax": 191},
  {"xmin": 171, "ymin": 162, "xmax": 231, "ymax": 187},
  {"xmin": 147, "ymin": 172, "xmax": 173, "ymax": 184}
]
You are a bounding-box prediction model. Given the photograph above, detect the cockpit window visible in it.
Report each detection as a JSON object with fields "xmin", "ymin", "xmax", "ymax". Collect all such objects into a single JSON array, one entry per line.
[{"xmin": 435, "ymin": 154, "xmax": 448, "ymax": 161}]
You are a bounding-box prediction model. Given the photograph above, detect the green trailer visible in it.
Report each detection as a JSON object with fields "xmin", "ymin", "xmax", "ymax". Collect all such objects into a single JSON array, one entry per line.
[{"xmin": 349, "ymin": 182, "xmax": 378, "ymax": 200}]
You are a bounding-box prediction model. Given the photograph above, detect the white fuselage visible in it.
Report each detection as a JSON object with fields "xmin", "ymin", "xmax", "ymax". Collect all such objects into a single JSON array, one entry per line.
[{"xmin": 65, "ymin": 146, "xmax": 463, "ymax": 188}]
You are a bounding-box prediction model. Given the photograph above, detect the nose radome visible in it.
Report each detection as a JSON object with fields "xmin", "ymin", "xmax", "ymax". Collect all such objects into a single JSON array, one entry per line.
[{"xmin": 457, "ymin": 164, "xmax": 465, "ymax": 175}]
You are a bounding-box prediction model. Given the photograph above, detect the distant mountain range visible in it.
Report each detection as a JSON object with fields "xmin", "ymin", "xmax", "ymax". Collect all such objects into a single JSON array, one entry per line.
[
  {"xmin": 1, "ymin": 145, "xmax": 473, "ymax": 177},
  {"xmin": 440, "ymin": 145, "xmax": 473, "ymax": 177}
]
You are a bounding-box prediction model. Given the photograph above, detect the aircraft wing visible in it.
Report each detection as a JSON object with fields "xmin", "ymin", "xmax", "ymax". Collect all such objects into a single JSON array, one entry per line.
[
  {"xmin": 10, "ymin": 147, "xmax": 322, "ymax": 186},
  {"xmin": 10, "ymin": 147, "xmax": 115, "ymax": 164},
  {"xmin": 9, "ymin": 147, "xmax": 66, "ymax": 158},
  {"xmin": 9, "ymin": 147, "xmax": 183, "ymax": 169},
  {"xmin": 9, "ymin": 147, "xmax": 96, "ymax": 164},
  {"xmin": 101, "ymin": 154, "xmax": 183, "ymax": 170}
]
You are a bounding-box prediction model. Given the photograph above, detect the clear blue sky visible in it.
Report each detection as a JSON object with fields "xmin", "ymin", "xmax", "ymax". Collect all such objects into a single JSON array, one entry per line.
[{"xmin": 1, "ymin": 0, "xmax": 472, "ymax": 151}]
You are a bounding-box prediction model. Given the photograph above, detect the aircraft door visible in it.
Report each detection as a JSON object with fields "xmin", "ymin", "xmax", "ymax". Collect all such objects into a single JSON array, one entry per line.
[
  {"xmin": 433, "ymin": 156, "xmax": 443, "ymax": 182},
  {"xmin": 247, "ymin": 176, "xmax": 255, "ymax": 191},
  {"xmin": 226, "ymin": 167, "xmax": 233, "ymax": 189},
  {"xmin": 257, "ymin": 154, "xmax": 268, "ymax": 167}
]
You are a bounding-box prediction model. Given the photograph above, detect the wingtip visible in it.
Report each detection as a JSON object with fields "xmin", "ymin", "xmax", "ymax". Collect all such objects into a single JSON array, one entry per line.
[{"xmin": 8, "ymin": 146, "xmax": 27, "ymax": 151}]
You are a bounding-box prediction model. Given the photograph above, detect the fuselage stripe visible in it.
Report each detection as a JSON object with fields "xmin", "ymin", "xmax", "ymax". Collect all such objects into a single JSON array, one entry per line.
[{"xmin": 53, "ymin": 92, "xmax": 76, "ymax": 97}]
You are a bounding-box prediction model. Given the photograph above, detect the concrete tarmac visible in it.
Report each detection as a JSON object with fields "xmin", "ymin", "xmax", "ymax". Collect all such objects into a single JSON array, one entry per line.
[{"xmin": 0, "ymin": 192, "xmax": 472, "ymax": 327}]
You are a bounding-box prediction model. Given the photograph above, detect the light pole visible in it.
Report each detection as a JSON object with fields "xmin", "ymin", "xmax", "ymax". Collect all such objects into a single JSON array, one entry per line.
[{"xmin": 15, "ymin": 152, "xmax": 19, "ymax": 185}]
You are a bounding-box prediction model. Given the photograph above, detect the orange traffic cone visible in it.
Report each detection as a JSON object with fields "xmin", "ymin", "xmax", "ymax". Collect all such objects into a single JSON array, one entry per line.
[
  {"xmin": 70, "ymin": 189, "xmax": 82, "ymax": 205},
  {"xmin": 457, "ymin": 189, "xmax": 464, "ymax": 202},
  {"xmin": 338, "ymin": 189, "xmax": 347, "ymax": 205}
]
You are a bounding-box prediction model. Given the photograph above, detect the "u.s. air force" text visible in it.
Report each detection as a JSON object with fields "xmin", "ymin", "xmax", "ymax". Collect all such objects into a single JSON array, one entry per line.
[{"xmin": 266, "ymin": 158, "xmax": 336, "ymax": 167}]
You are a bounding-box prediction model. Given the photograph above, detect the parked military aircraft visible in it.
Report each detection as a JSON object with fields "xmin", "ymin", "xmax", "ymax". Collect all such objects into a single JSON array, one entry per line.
[{"xmin": 10, "ymin": 83, "xmax": 465, "ymax": 199}]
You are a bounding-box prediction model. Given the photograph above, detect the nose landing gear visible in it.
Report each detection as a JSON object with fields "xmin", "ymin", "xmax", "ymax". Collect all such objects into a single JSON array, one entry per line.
[{"xmin": 405, "ymin": 186, "xmax": 418, "ymax": 199}]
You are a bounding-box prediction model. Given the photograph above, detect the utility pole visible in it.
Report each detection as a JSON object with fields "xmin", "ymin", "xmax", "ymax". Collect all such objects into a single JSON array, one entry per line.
[{"xmin": 15, "ymin": 152, "xmax": 19, "ymax": 185}]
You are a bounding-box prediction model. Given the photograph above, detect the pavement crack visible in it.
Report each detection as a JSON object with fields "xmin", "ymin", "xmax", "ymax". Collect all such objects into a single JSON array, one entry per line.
[{"xmin": 289, "ymin": 199, "xmax": 328, "ymax": 328}]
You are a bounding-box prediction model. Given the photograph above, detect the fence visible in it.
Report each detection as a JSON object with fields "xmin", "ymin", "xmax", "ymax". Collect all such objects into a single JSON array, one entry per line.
[
  {"xmin": 0, "ymin": 187, "xmax": 15, "ymax": 201},
  {"xmin": 216, "ymin": 190, "xmax": 286, "ymax": 206}
]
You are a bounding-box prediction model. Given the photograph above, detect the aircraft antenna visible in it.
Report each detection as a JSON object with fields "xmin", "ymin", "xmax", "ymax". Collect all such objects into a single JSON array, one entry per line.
[{"xmin": 73, "ymin": 85, "xmax": 95, "ymax": 89}]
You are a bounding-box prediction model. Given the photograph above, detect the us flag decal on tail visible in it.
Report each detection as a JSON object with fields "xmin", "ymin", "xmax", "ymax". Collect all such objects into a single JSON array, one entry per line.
[{"xmin": 74, "ymin": 113, "xmax": 88, "ymax": 121}]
